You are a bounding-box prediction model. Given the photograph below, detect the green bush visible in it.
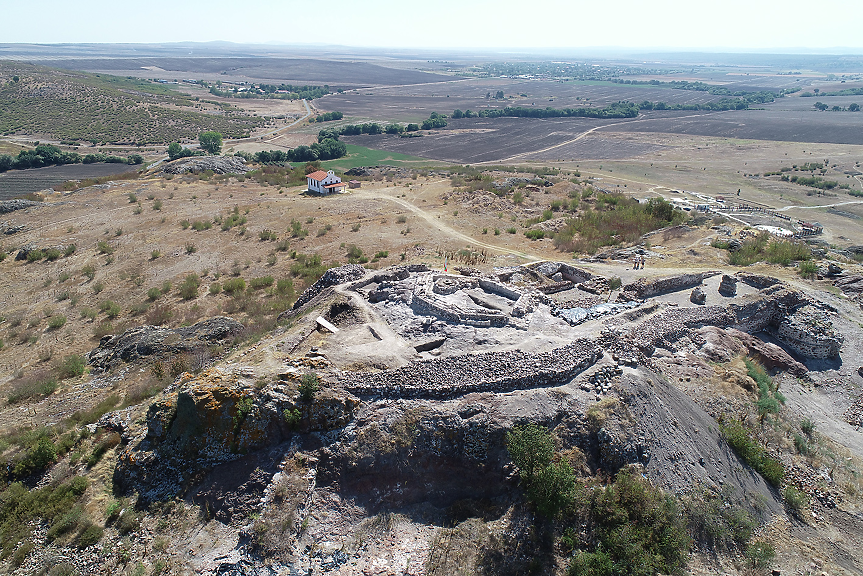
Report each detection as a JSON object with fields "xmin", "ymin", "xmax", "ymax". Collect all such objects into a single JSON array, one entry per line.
[
  {"xmin": 609, "ymin": 277, "xmax": 622, "ymax": 290},
  {"xmin": 783, "ymin": 486, "xmax": 808, "ymax": 515},
  {"xmin": 99, "ymin": 300, "xmax": 121, "ymax": 318},
  {"xmin": 58, "ymin": 354, "xmax": 86, "ymax": 379},
  {"xmin": 209, "ymin": 282, "xmax": 222, "ymax": 295},
  {"xmin": 77, "ymin": 523, "xmax": 104, "ymax": 549},
  {"xmin": 250, "ymin": 276, "xmax": 275, "ymax": 289},
  {"xmin": 26, "ymin": 249, "xmax": 45, "ymax": 262},
  {"xmin": 64, "ymin": 244, "xmax": 77, "ymax": 257},
  {"xmin": 745, "ymin": 539, "xmax": 775, "ymax": 569},
  {"xmin": 801, "ymin": 418, "xmax": 816, "ymax": 435},
  {"xmin": 96, "ymin": 241, "xmax": 113, "ymax": 255},
  {"xmin": 506, "ymin": 423, "xmax": 554, "ymax": 483},
  {"xmin": 682, "ymin": 487, "xmax": 754, "ymax": 550},
  {"xmin": 798, "ymin": 260, "xmax": 818, "ymax": 278},
  {"xmin": 179, "ymin": 274, "xmax": 201, "ymax": 300},
  {"xmin": 45, "ymin": 248, "xmax": 62, "ymax": 261},
  {"xmin": 525, "ymin": 229, "xmax": 546, "ymax": 240},
  {"xmin": 298, "ymin": 372, "xmax": 320, "ymax": 401},
  {"xmin": 222, "ymin": 277, "xmax": 246, "ymax": 294},
  {"xmin": 8, "ymin": 373, "xmax": 58, "ymax": 404},
  {"xmin": 147, "ymin": 287, "xmax": 161, "ymax": 301},
  {"xmin": 47, "ymin": 315, "xmax": 67, "ymax": 330},
  {"xmin": 567, "ymin": 470, "xmax": 690, "ymax": 576}
]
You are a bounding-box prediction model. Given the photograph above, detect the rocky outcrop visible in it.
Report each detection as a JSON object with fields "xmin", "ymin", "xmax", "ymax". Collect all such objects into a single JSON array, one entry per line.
[
  {"xmin": 161, "ymin": 155, "xmax": 250, "ymax": 175},
  {"xmin": 87, "ymin": 317, "xmax": 244, "ymax": 371},
  {"xmin": 0, "ymin": 199, "xmax": 41, "ymax": 214},
  {"xmin": 115, "ymin": 369, "xmax": 358, "ymax": 502},
  {"xmin": 725, "ymin": 329, "xmax": 809, "ymax": 377},
  {"xmin": 690, "ymin": 286, "xmax": 706, "ymax": 304}
]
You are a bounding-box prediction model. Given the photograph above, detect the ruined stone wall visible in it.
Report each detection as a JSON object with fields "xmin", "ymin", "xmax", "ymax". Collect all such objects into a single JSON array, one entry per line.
[
  {"xmin": 411, "ymin": 273, "xmax": 508, "ymax": 327},
  {"xmin": 772, "ymin": 307, "xmax": 843, "ymax": 358},
  {"xmin": 624, "ymin": 306, "xmax": 735, "ymax": 354},
  {"xmin": 478, "ymin": 278, "xmax": 522, "ymax": 300},
  {"xmin": 558, "ymin": 263, "xmax": 596, "ymax": 284},
  {"xmin": 293, "ymin": 264, "xmax": 367, "ymax": 310},
  {"xmin": 623, "ymin": 271, "xmax": 720, "ymax": 299},
  {"xmin": 341, "ymin": 339, "xmax": 603, "ymax": 399}
]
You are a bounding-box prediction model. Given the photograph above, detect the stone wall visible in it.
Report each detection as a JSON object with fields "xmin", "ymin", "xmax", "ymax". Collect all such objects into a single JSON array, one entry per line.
[
  {"xmin": 341, "ymin": 339, "xmax": 603, "ymax": 399},
  {"xmin": 622, "ymin": 271, "xmax": 720, "ymax": 299},
  {"xmin": 293, "ymin": 264, "xmax": 368, "ymax": 310},
  {"xmin": 772, "ymin": 306, "xmax": 843, "ymax": 358},
  {"xmin": 478, "ymin": 278, "xmax": 522, "ymax": 300}
]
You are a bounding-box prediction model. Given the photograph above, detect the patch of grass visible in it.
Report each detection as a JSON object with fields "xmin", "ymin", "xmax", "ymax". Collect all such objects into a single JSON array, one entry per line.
[
  {"xmin": 316, "ymin": 144, "xmax": 435, "ymax": 171},
  {"xmin": 249, "ymin": 276, "xmax": 275, "ymax": 290},
  {"xmin": 724, "ymin": 232, "xmax": 811, "ymax": 266},
  {"xmin": 7, "ymin": 371, "xmax": 58, "ymax": 404},
  {"xmin": 798, "ymin": 260, "xmax": 818, "ymax": 278},
  {"xmin": 0, "ymin": 475, "xmax": 89, "ymax": 558},
  {"xmin": 85, "ymin": 432, "xmax": 121, "ymax": 468},
  {"xmin": 720, "ymin": 421, "xmax": 784, "ymax": 487}
]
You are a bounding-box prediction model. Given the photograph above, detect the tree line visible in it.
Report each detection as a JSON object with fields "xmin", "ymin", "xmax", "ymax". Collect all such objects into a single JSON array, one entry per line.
[
  {"xmin": 315, "ymin": 113, "xmax": 446, "ymax": 139},
  {"xmin": 313, "ymin": 111, "xmax": 343, "ymax": 122},
  {"xmin": 239, "ymin": 140, "xmax": 347, "ymax": 164},
  {"xmin": 205, "ymin": 83, "xmax": 330, "ymax": 101},
  {"xmin": 454, "ymin": 102, "xmax": 640, "ymax": 120},
  {"xmin": 0, "ymin": 144, "xmax": 142, "ymax": 173},
  {"xmin": 610, "ymin": 78, "xmax": 798, "ymax": 102}
]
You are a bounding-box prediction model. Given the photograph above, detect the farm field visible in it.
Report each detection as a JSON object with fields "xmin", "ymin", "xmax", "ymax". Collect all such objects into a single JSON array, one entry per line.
[
  {"xmin": 0, "ymin": 163, "xmax": 141, "ymax": 200},
  {"xmin": 37, "ymin": 57, "xmax": 458, "ymax": 87}
]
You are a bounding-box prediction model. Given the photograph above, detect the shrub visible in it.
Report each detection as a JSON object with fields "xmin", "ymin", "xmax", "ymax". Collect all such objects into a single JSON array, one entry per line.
[
  {"xmin": 567, "ymin": 470, "xmax": 690, "ymax": 576},
  {"xmin": 259, "ymin": 229, "xmax": 278, "ymax": 241},
  {"xmin": 45, "ymin": 248, "xmax": 62, "ymax": 261},
  {"xmin": 145, "ymin": 303, "xmax": 173, "ymax": 325},
  {"xmin": 99, "ymin": 300, "xmax": 121, "ymax": 318},
  {"xmin": 153, "ymin": 199, "xmax": 163, "ymax": 211},
  {"xmin": 250, "ymin": 276, "xmax": 275, "ymax": 289},
  {"xmin": 191, "ymin": 219, "xmax": 212, "ymax": 231},
  {"xmin": 223, "ymin": 277, "xmax": 246, "ymax": 294},
  {"xmin": 26, "ymin": 249, "xmax": 44, "ymax": 262},
  {"xmin": 745, "ymin": 540, "xmax": 775, "ymax": 569},
  {"xmin": 524, "ymin": 229, "xmax": 545, "ymax": 240},
  {"xmin": 147, "ymin": 287, "xmax": 162, "ymax": 301},
  {"xmin": 96, "ymin": 241, "xmax": 113, "ymax": 255},
  {"xmin": 150, "ymin": 249, "xmax": 161, "ymax": 260},
  {"xmin": 209, "ymin": 282, "xmax": 222, "ymax": 295},
  {"xmin": 77, "ymin": 523, "xmax": 104, "ymax": 549},
  {"xmin": 783, "ymin": 486, "xmax": 809, "ymax": 515},
  {"xmin": 798, "ymin": 260, "xmax": 818, "ymax": 278},
  {"xmin": 609, "ymin": 276, "xmax": 622, "ymax": 290},
  {"xmin": 8, "ymin": 372, "xmax": 58, "ymax": 404},
  {"xmin": 298, "ymin": 372, "xmax": 320, "ymax": 401},
  {"xmin": 179, "ymin": 274, "xmax": 201, "ymax": 300},
  {"xmin": 506, "ymin": 227, "xmax": 517, "ymax": 234},
  {"xmin": 801, "ymin": 418, "xmax": 816, "ymax": 435},
  {"xmin": 276, "ymin": 278, "xmax": 294, "ymax": 297},
  {"xmin": 47, "ymin": 315, "xmax": 67, "ymax": 330},
  {"xmin": 185, "ymin": 243, "xmax": 197, "ymax": 254},
  {"xmin": 81, "ymin": 264, "xmax": 96, "ymax": 280},
  {"xmin": 682, "ymin": 487, "xmax": 755, "ymax": 550},
  {"xmin": 58, "ymin": 354, "xmax": 86, "ymax": 379}
]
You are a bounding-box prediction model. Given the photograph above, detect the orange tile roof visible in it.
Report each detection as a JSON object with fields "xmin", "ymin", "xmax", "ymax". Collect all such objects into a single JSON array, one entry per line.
[{"xmin": 307, "ymin": 170, "xmax": 329, "ymax": 181}]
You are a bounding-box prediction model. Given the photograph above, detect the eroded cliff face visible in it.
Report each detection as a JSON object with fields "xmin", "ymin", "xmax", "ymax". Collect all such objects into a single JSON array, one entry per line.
[{"xmin": 114, "ymin": 369, "xmax": 358, "ymax": 503}]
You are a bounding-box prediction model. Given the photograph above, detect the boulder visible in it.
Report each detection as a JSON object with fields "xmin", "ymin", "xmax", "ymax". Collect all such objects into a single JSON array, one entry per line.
[
  {"xmin": 726, "ymin": 329, "xmax": 809, "ymax": 377},
  {"xmin": 690, "ymin": 286, "xmax": 706, "ymax": 305},
  {"xmin": 718, "ymin": 275, "xmax": 738, "ymax": 297}
]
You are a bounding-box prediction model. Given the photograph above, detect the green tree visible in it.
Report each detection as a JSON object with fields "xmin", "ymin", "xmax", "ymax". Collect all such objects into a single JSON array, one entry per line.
[
  {"xmin": 849, "ymin": 103, "xmax": 860, "ymax": 112},
  {"xmin": 506, "ymin": 423, "xmax": 554, "ymax": 483},
  {"xmin": 814, "ymin": 101, "xmax": 828, "ymax": 111},
  {"xmin": 167, "ymin": 142, "xmax": 183, "ymax": 160},
  {"xmin": 12, "ymin": 76, "xmax": 19, "ymax": 83},
  {"xmin": 199, "ymin": 131, "xmax": 223, "ymax": 155}
]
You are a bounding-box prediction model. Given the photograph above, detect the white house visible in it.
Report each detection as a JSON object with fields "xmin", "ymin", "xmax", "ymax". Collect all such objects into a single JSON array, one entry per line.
[{"xmin": 307, "ymin": 170, "xmax": 347, "ymax": 194}]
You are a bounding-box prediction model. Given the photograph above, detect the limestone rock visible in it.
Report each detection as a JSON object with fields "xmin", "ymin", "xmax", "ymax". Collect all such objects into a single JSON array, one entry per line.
[{"xmin": 726, "ymin": 328, "xmax": 808, "ymax": 377}]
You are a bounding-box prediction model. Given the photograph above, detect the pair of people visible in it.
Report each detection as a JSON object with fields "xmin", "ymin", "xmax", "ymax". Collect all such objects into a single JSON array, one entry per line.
[{"xmin": 633, "ymin": 255, "xmax": 646, "ymax": 270}]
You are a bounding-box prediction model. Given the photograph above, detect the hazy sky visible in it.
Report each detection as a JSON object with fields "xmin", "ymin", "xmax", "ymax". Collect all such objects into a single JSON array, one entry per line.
[{"xmin": 5, "ymin": 0, "xmax": 863, "ymax": 51}]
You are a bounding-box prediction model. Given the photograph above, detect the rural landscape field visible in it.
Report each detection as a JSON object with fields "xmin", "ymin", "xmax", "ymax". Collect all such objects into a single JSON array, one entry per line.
[{"xmin": 1, "ymin": 38, "xmax": 863, "ymax": 576}]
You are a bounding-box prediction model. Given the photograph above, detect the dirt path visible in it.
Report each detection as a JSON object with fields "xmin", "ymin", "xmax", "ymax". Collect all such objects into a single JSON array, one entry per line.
[
  {"xmin": 349, "ymin": 187, "xmax": 542, "ymax": 261},
  {"xmin": 774, "ymin": 199, "xmax": 863, "ymax": 212}
]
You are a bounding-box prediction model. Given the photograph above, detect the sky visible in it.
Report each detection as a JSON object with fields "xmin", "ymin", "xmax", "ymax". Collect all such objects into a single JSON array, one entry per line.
[{"xmin": 4, "ymin": 0, "xmax": 863, "ymax": 52}]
